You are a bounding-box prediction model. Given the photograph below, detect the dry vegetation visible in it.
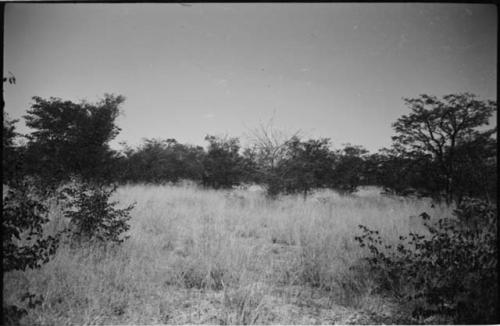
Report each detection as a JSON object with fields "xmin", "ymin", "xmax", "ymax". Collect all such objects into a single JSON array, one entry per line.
[{"xmin": 3, "ymin": 183, "xmax": 453, "ymax": 325}]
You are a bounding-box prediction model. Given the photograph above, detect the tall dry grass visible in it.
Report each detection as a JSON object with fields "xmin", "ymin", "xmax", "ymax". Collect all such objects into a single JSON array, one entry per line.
[{"xmin": 3, "ymin": 183, "xmax": 452, "ymax": 324}]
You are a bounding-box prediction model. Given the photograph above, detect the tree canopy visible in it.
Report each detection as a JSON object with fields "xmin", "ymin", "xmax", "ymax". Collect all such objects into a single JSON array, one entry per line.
[
  {"xmin": 22, "ymin": 94, "xmax": 125, "ymax": 187},
  {"xmin": 391, "ymin": 93, "xmax": 496, "ymax": 203},
  {"xmin": 202, "ymin": 135, "xmax": 246, "ymax": 189}
]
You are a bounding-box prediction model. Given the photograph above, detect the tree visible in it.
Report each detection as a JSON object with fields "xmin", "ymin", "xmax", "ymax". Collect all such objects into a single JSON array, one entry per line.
[
  {"xmin": 330, "ymin": 144, "xmax": 369, "ymax": 194},
  {"xmin": 277, "ymin": 137, "xmax": 335, "ymax": 197},
  {"xmin": 3, "ymin": 72, "xmax": 22, "ymax": 185},
  {"xmin": 3, "ymin": 112, "xmax": 23, "ymax": 185},
  {"xmin": 2, "ymin": 75, "xmax": 60, "ymax": 325},
  {"xmin": 118, "ymin": 138, "xmax": 205, "ymax": 184},
  {"xmin": 244, "ymin": 118, "xmax": 301, "ymax": 175},
  {"xmin": 392, "ymin": 93, "xmax": 496, "ymax": 204},
  {"xmin": 452, "ymin": 130, "xmax": 497, "ymax": 203},
  {"xmin": 22, "ymin": 94, "xmax": 125, "ymax": 188},
  {"xmin": 244, "ymin": 118, "xmax": 301, "ymax": 191},
  {"xmin": 202, "ymin": 135, "xmax": 244, "ymax": 189},
  {"xmin": 367, "ymin": 148, "xmax": 443, "ymax": 199},
  {"xmin": 3, "ymin": 75, "xmax": 59, "ymax": 274}
]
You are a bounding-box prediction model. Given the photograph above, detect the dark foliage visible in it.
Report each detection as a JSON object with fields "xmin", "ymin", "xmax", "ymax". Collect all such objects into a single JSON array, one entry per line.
[
  {"xmin": 22, "ymin": 94, "xmax": 125, "ymax": 188},
  {"xmin": 3, "ymin": 112, "xmax": 24, "ymax": 186},
  {"xmin": 452, "ymin": 130, "xmax": 497, "ymax": 204},
  {"xmin": 391, "ymin": 93, "xmax": 496, "ymax": 204},
  {"xmin": 2, "ymin": 181, "xmax": 60, "ymax": 272},
  {"xmin": 354, "ymin": 198, "xmax": 498, "ymax": 324},
  {"xmin": 2, "ymin": 74, "xmax": 56, "ymax": 325},
  {"xmin": 202, "ymin": 135, "xmax": 246, "ymax": 189},
  {"xmin": 243, "ymin": 120, "xmax": 300, "ymax": 192},
  {"xmin": 262, "ymin": 139, "xmax": 369, "ymax": 197},
  {"xmin": 2, "ymin": 179, "xmax": 61, "ymax": 325},
  {"xmin": 367, "ymin": 149, "xmax": 444, "ymax": 200},
  {"xmin": 62, "ymin": 182, "xmax": 135, "ymax": 244},
  {"xmin": 117, "ymin": 138, "xmax": 205, "ymax": 184},
  {"xmin": 330, "ymin": 144, "xmax": 369, "ymax": 194},
  {"xmin": 274, "ymin": 137, "xmax": 335, "ymax": 197}
]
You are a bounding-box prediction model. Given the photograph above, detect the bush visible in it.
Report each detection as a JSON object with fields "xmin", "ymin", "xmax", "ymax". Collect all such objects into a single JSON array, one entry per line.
[
  {"xmin": 2, "ymin": 180, "xmax": 60, "ymax": 272},
  {"xmin": 63, "ymin": 182, "xmax": 135, "ymax": 244},
  {"xmin": 2, "ymin": 180, "xmax": 60, "ymax": 325},
  {"xmin": 354, "ymin": 198, "xmax": 498, "ymax": 324}
]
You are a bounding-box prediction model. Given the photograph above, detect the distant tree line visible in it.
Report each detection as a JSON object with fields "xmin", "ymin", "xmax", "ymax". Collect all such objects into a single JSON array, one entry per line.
[{"xmin": 3, "ymin": 92, "xmax": 496, "ymax": 204}]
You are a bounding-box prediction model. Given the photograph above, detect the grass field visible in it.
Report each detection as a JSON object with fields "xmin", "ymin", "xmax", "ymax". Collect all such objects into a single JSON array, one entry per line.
[{"xmin": 3, "ymin": 184, "xmax": 453, "ymax": 325}]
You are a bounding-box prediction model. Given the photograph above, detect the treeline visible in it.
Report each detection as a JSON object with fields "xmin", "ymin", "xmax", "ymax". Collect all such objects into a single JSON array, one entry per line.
[
  {"xmin": 117, "ymin": 135, "xmax": 371, "ymax": 197},
  {"xmin": 3, "ymin": 92, "xmax": 497, "ymax": 204}
]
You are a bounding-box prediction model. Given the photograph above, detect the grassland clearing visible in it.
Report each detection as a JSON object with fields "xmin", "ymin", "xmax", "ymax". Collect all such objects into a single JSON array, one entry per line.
[{"xmin": 3, "ymin": 183, "xmax": 453, "ymax": 324}]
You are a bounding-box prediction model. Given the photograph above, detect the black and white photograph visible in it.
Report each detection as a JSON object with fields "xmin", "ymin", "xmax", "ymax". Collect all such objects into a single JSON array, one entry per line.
[{"xmin": 2, "ymin": 3, "xmax": 498, "ymax": 325}]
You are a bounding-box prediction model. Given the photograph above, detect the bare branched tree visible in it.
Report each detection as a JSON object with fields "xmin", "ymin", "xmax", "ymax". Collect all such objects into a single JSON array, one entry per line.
[{"xmin": 244, "ymin": 116, "xmax": 301, "ymax": 171}]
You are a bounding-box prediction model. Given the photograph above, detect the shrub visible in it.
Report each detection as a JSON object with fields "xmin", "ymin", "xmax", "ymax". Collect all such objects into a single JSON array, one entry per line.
[
  {"xmin": 2, "ymin": 180, "xmax": 60, "ymax": 325},
  {"xmin": 2, "ymin": 181, "xmax": 60, "ymax": 272},
  {"xmin": 354, "ymin": 198, "xmax": 498, "ymax": 324},
  {"xmin": 63, "ymin": 182, "xmax": 135, "ymax": 244}
]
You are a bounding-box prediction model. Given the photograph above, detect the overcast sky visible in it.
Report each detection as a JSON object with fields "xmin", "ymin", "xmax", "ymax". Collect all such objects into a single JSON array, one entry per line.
[{"xmin": 3, "ymin": 3, "xmax": 497, "ymax": 152}]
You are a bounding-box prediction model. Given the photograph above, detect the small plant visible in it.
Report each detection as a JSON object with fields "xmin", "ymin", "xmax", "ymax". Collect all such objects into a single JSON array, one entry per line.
[
  {"xmin": 354, "ymin": 198, "xmax": 498, "ymax": 324},
  {"xmin": 63, "ymin": 182, "xmax": 135, "ymax": 244}
]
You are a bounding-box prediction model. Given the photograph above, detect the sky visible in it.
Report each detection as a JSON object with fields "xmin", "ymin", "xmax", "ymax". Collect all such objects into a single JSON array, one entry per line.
[{"xmin": 3, "ymin": 3, "xmax": 497, "ymax": 153}]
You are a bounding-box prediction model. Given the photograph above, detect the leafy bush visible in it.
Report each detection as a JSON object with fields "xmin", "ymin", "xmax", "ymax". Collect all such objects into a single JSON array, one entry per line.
[
  {"xmin": 354, "ymin": 198, "xmax": 498, "ymax": 324},
  {"xmin": 202, "ymin": 135, "xmax": 245, "ymax": 189},
  {"xmin": 2, "ymin": 181, "xmax": 60, "ymax": 272},
  {"xmin": 2, "ymin": 180, "xmax": 61, "ymax": 325},
  {"xmin": 63, "ymin": 182, "xmax": 135, "ymax": 244}
]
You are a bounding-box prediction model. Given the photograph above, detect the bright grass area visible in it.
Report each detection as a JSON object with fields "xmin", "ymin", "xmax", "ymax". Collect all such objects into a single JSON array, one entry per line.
[{"xmin": 3, "ymin": 184, "xmax": 453, "ymax": 325}]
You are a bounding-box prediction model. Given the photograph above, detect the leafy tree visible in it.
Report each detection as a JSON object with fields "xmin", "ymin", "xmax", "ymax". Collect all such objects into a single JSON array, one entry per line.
[
  {"xmin": 3, "ymin": 74, "xmax": 60, "ymax": 325},
  {"xmin": 3, "ymin": 112, "xmax": 23, "ymax": 185},
  {"xmin": 22, "ymin": 94, "xmax": 125, "ymax": 188},
  {"xmin": 392, "ymin": 93, "xmax": 496, "ymax": 203},
  {"xmin": 202, "ymin": 135, "xmax": 244, "ymax": 189},
  {"xmin": 173, "ymin": 142, "xmax": 206, "ymax": 182},
  {"xmin": 240, "ymin": 146, "xmax": 261, "ymax": 184},
  {"xmin": 3, "ymin": 77, "xmax": 59, "ymax": 274},
  {"xmin": 277, "ymin": 137, "xmax": 335, "ymax": 197},
  {"xmin": 363, "ymin": 152, "xmax": 389, "ymax": 187},
  {"xmin": 123, "ymin": 138, "xmax": 178, "ymax": 183},
  {"xmin": 330, "ymin": 144, "xmax": 369, "ymax": 194},
  {"xmin": 118, "ymin": 138, "xmax": 205, "ymax": 184},
  {"xmin": 452, "ymin": 130, "xmax": 497, "ymax": 203},
  {"xmin": 368, "ymin": 148, "xmax": 444, "ymax": 199}
]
